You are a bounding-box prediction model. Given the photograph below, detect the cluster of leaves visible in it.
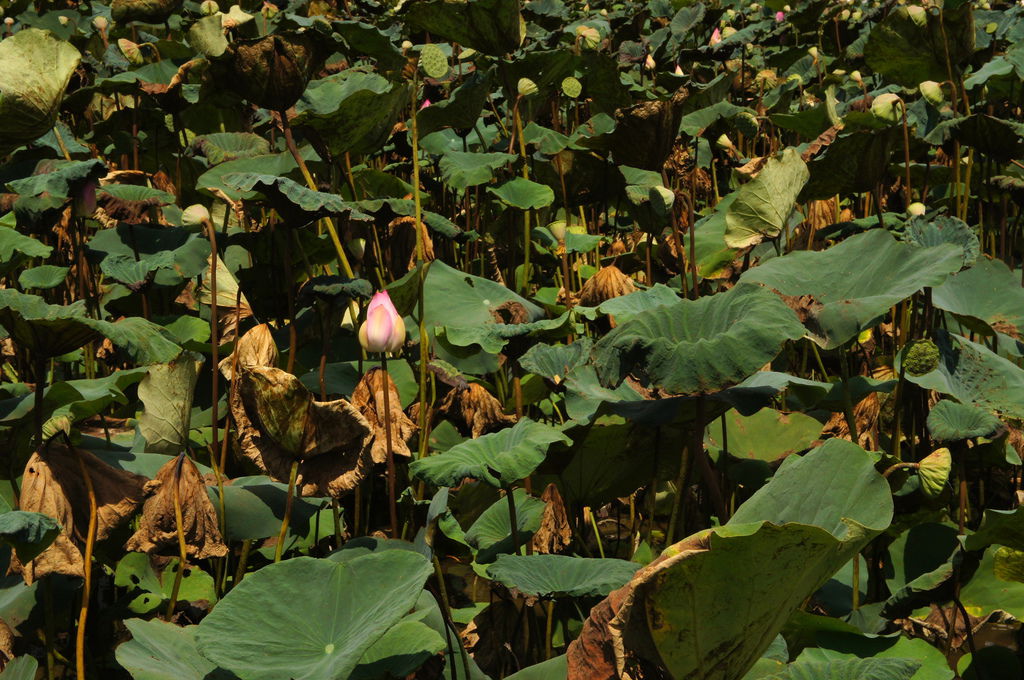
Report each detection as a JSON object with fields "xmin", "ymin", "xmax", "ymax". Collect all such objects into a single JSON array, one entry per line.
[{"xmin": 1, "ymin": 0, "xmax": 1024, "ymax": 678}]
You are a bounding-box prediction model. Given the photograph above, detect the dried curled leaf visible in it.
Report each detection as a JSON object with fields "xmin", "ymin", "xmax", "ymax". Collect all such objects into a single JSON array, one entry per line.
[
  {"xmin": 532, "ymin": 483, "xmax": 571, "ymax": 554},
  {"xmin": 0, "ymin": 618, "xmax": 12, "ymax": 667},
  {"xmin": 438, "ymin": 382, "xmax": 516, "ymax": 438},
  {"xmin": 126, "ymin": 455, "xmax": 228, "ymax": 560},
  {"xmin": 12, "ymin": 442, "xmax": 147, "ymax": 584},
  {"xmin": 351, "ymin": 368, "xmax": 417, "ymax": 464},
  {"xmin": 231, "ymin": 366, "xmax": 373, "ymax": 497},
  {"xmin": 579, "ymin": 265, "xmax": 637, "ymax": 308},
  {"xmin": 219, "ymin": 322, "xmax": 278, "ymax": 379}
]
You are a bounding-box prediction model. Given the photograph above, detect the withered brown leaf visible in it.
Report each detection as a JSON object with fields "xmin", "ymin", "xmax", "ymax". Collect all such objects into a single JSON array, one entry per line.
[
  {"xmin": 231, "ymin": 366, "xmax": 373, "ymax": 497},
  {"xmin": 12, "ymin": 442, "xmax": 147, "ymax": 585},
  {"xmin": 531, "ymin": 483, "xmax": 571, "ymax": 555},
  {"xmin": 438, "ymin": 382, "xmax": 516, "ymax": 439},
  {"xmin": 126, "ymin": 454, "xmax": 228, "ymax": 560},
  {"xmin": 219, "ymin": 323, "xmax": 278, "ymax": 380},
  {"xmin": 579, "ymin": 265, "xmax": 637, "ymax": 308},
  {"xmin": 350, "ymin": 368, "xmax": 417, "ymax": 464}
]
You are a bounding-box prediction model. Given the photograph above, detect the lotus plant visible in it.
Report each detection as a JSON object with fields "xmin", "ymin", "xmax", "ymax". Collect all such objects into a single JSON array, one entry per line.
[{"xmin": 358, "ymin": 290, "xmax": 405, "ymax": 535}]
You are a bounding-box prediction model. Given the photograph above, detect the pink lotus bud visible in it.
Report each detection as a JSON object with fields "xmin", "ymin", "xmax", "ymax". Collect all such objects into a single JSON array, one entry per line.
[
  {"xmin": 644, "ymin": 54, "xmax": 656, "ymax": 71},
  {"xmin": 358, "ymin": 291, "xmax": 405, "ymax": 354},
  {"xmin": 674, "ymin": 64, "xmax": 683, "ymax": 76},
  {"xmin": 775, "ymin": 11, "xmax": 785, "ymax": 22},
  {"xmin": 74, "ymin": 178, "xmax": 98, "ymax": 217},
  {"xmin": 710, "ymin": 28, "xmax": 721, "ymax": 46},
  {"xmin": 420, "ymin": 99, "xmax": 431, "ymax": 109}
]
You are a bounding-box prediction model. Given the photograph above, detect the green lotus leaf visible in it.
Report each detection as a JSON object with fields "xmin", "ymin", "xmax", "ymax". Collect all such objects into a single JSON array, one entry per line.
[
  {"xmin": 904, "ymin": 330, "xmax": 1024, "ymax": 419},
  {"xmin": 800, "ymin": 128, "xmax": 902, "ymax": 201},
  {"xmin": 187, "ymin": 13, "xmax": 229, "ymax": 59},
  {"xmin": 902, "ymin": 215, "xmax": 979, "ymax": 269},
  {"xmin": 410, "ymin": 418, "xmax": 570, "ymax": 488},
  {"xmin": 0, "ymin": 657, "xmax": 39, "ymax": 680},
  {"xmin": 959, "ymin": 547, "xmax": 1024, "ymax": 619},
  {"xmin": 438, "ymin": 312, "xmax": 575, "ymax": 355},
  {"xmin": 190, "ymin": 132, "xmax": 270, "ymax": 165},
  {"xmin": 6, "ymin": 159, "xmax": 106, "ymax": 200},
  {"xmin": 463, "ymin": 489, "xmax": 545, "ymax": 562},
  {"xmin": 0, "ymin": 224, "xmax": 52, "ymax": 275},
  {"xmin": 489, "ymin": 177, "xmax": 555, "ymax": 210},
  {"xmin": 506, "ymin": 656, "xmax": 568, "ymax": 680},
  {"xmin": 724, "ymin": 148, "xmax": 809, "ymax": 249},
  {"xmin": 591, "ymin": 282, "xmax": 805, "ymax": 395},
  {"xmin": 758, "ymin": 656, "xmax": 921, "ymax": 680},
  {"xmin": 196, "ymin": 150, "xmax": 313, "ymax": 202},
  {"xmin": 350, "ymin": 618, "xmax": 445, "ymax": 680},
  {"xmin": 18, "ymin": 265, "xmax": 68, "ymax": 290},
  {"xmin": 87, "ymin": 224, "xmax": 210, "ymax": 288},
  {"xmin": 293, "ymin": 71, "xmax": 410, "ymax": 157},
  {"xmin": 0, "ymin": 28, "xmax": 82, "ymax": 156},
  {"xmin": 114, "ymin": 553, "xmax": 217, "ymax": 614},
  {"xmin": 923, "ymin": 114, "xmax": 1024, "ymax": 163},
  {"xmin": 0, "ymin": 290, "xmax": 181, "ymax": 361},
  {"xmin": 0, "ymin": 511, "xmax": 60, "ymax": 564},
  {"xmin": 195, "ymin": 552, "xmax": 433, "ymax": 680},
  {"xmin": 931, "ymin": 257, "xmax": 1024, "ymax": 338},
  {"xmin": 331, "ymin": 21, "xmax": 406, "ymax": 73},
  {"xmin": 417, "ymin": 68, "xmax": 494, "ymax": 137},
  {"xmin": 220, "ymin": 173, "xmax": 372, "ymax": 225},
  {"xmin": 741, "ymin": 230, "xmax": 963, "ymax": 348},
  {"xmin": 863, "ymin": 5, "xmax": 974, "ymax": 88},
  {"xmin": 138, "ymin": 353, "xmax": 203, "ymax": 456},
  {"xmin": 926, "ymin": 401, "xmax": 1002, "ymax": 441},
  {"xmin": 708, "ymin": 408, "xmax": 823, "ymax": 463},
  {"xmin": 211, "ymin": 476, "xmax": 331, "ymax": 543},
  {"xmin": 116, "ymin": 618, "xmax": 236, "ymax": 680},
  {"xmin": 439, "ymin": 151, "xmax": 517, "ymax": 192},
  {"xmin": 400, "ymin": 0, "xmax": 524, "ymax": 55},
  {"xmin": 488, "ymin": 554, "xmax": 639, "ymax": 598},
  {"xmin": 111, "ymin": 0, "xmax": 182, "ymax": 24},
  {"xmin": 0, "ymin": 369, "xmax": 148, "ymax": 432}
]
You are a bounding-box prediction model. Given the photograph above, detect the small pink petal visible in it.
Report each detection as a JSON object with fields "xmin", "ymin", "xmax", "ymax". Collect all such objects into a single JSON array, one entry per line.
[
  {"xmin": 420, "ymin": 99, "xmax": 432, "ymax": 109},
  {"xmin": 775, "ymin": 11, "xmax": 785, "ymax": 21},
  {"xmin": 710, "ymin": 28, "xmax": 721, "ymax": 46}
]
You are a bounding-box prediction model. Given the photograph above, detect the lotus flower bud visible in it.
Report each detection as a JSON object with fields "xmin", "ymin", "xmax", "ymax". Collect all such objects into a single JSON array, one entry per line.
[
  {"xmin": 709, "ymin": 27, "xmax": 722, "ymax": 46},
  {"xmin": 599, "ymin": 8, "xmax": 608, "ymax": 16},
  {"xmin": 182, "ymin": 204, "xmax": 212, "ymax": 226},
  {"xmin": 919, "ymin": 80, "xmax": 944, "ymax": 106},
  {"xmin": 517, "ymin": 77, "xmax": 538, "ymax": 97},
  {"xmin": 724, "ymin": 9, "xmax": 736, "ymax": 20},
  {"xmin": 93, "ymin": 15, "xmax": 109, "ymax": 31},
  {"xmin": 907, "ymin": 202, "xmax": 926, "ymax": 216},
  {"xmin": 359, "ymin": 291, "xmax": 405, "ymax": 354},
  {"xmin": 420, "ymin": 98, "xmax": 431, "ymax": 109},
  {"xmin": 871, "ymin": 92, "xmax": 904, "ymax": 123},
  {"xmin": 850, "ymin": 70, "xmax": 863, "ymax": 85},
  {"xmin": 807, "ymin": 46, "xmax": 818, "ymax": 60},
  {"xmin": 674, "ymin": 64, "xmax": 683, "ymax": 76},
  {"xmin": 787, "ymin": 73, "xmax": 803, "ymax": 86},
  {"xmin": 4, "ymin": 17, "xmax": 15, "ymax": 29},
  {"xmin": 200, "ymin": 0, "xmax": 219, "ymax": 15},
  {"xmin": 644, "ymin": 54, "xmax": 656, "ymax": 71},
  {"xmin": 347, "ymin": 237, "xmax": 366, "ymax": 259},
  {"xmin": 548, "ymin": 221, "xmax": 567, "ymax": 241},
  {"xmin": 783, "ymin": 4, "xmax": 791, "ymax": 11},
  {"xmin": 839, "ymin": 9, "xmax": 850, "ymax": 21},
  {"xmin": 73, "ymin": 178, "xmax": 97, "ymax": 218},
  {"xmin": 775, "ymin": 10, "xmax": 785, "ymax": 21}
]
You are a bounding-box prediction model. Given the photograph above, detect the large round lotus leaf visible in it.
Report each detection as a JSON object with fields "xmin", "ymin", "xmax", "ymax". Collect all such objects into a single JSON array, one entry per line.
[
  {"xmin": 707, "ymin": 408, "xmax": 823, "ymax": 463},
  {"xmin": 111, "ymin": 0, "xmax": 182, "ymax": 23},
  {"xmin": 591, "ymin": 282, "xmax": 806, "ymax": 395},
  {"xmin": 0, "ymin": 289, "xmax": 181, "ymax": 362},
  {"xmin": 208, "ymin": 477, "xmax": 328, "ymax": 543},
  {"xmin": 741, "ymin": 230, "xmax": 963, "ymax": 349},
  {"xmin": 506, "ymin": 656, "xmax": 568, "ymax": 680},
  {"xmin": 0, "ymin": 29, "xmax": 81, "ymax": 156},
  {"xmin": 195, "ymin": 552, "xmax": 433, "ymax": 680},
  {"xmin": 724, "ymin": 148, "xmax": 809, "ymax": 249},
  {"xmin": 410, "ymin": 418, "xmax": 570, "ymax": 488},
  {"xmin": 87, "ymin": 224, "xmax": 210, "ymax": 288},
  {"xmin": 219, "ymin": 31, "xmax": 329, "ymax": 111},
  {"xmin": 926, "ymin": 401, "xmax": 1002, "ymax": 441},
  {"xmin": 924, "ymin": 114, "xmax": 1024, "ymax": 163},
  {"xmin": 190, "ymin": 132, "xmax": 270, "ymax": 165},
  {"xmin": 904, "ymin": 330, "xmax": 1024, "ymax": 420},
  {"xmin": 219, "ymin": 173, "xmax": 371, "ymax": 225},
  {"xmin": 903, "ymin": 215, "xmax": 979, "ymax": 269},
  {"xmin": 864, "ymin": 5, "xmax": 974, "ymax": 88},
  {"xmin": 799, "ymin": 128, "xmax": 902, "ymax": 201},
  {"xmin": 797, "ymin": 626, "xmax": 954, "ymax": 680},
  {"xmin": 400, "ymin": 0, "xmax": 524, "ymax": 55},
  {"xmin": 0, "ymin": 511, "xmax": 59, "ymax": 564},
  {"xmin": 965, "ymin": 504, "xmax": 1024, "ymax": 554},
  {"xmin": 931, "ymin": 257, "xmax": 1024, "ymax": 339},
  {"xmin": 488, "ymin": 554, "xmax": 639, "ymax": 598},
  {"xmin": 439, "ymin": 151, "xmax": 517, "ymax": 192},
  {"xmin": 293, "ymin": 71, "xmax": 410, "ymax": 157}
]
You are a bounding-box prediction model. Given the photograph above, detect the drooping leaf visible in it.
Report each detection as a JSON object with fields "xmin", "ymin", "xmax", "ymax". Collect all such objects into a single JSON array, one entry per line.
[
  {"xmin": 17, "ymin": 265, "xmax": 68, "ymax": 290},
  {"xmin": 591, "ymin": 282, "xmax": 805, "ymax": 395},
  {"xmin": 724, "ymin": 148, "xmax": 809, "ymax": 249},
  {"xmin": 439, "ymin": 151, "xmax": 517, "ymax": 192},
  {"xmin": 931, "ymin": 256, "xmax": 1024, "ymax": 338},
  {"xmin": 741, "ymin": 230, "xmax": 963, "ymax": 348},
  {"xmin": 195, "ymin": 552, "xmax": 433, "ymax": 680},
  {"xmin": 926, "ymin": 400, "xmax": 1002, "ymax": 441},
  {"xmin": 410, "ymin": 418, "xmax": 570, "ymax": 488}
]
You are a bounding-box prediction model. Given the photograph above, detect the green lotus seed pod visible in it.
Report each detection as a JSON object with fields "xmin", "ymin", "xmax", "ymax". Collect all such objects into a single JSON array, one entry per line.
[
  {"xmin": 419, "ymin": 43, "xmax": 448, "ymax": 79},
  {"xmin": 907, "ymin": 202, "xmax": 926, "ymax": 216},
  {"xmin": 347, "ymin": 237, "xmax": 366, "ymax": 259},
  {"xmin": 749, "ymin": 3, "xmax": 760, "ymax": 11},
  {"xmin": 576, "ymin": 25, "xmax": 600, "ymax": 50},
  {"xmin": 517, "ymin": 77, "xmax": 538, "ymax": 97},
  {"xmin": 919, "ymin": 80, "xmax": 944, "ymax": 106},
  {"xmin": 871, "ymin": 92, "xmax": 904, "ymax": 124},
  {"xmin": 200, "ymin": 0, "xmax": 219, "ymax": 15},
  {"xmin": 118, "ymin": 38, "xmax": 144, "ymax": 65},
  {"xmin": 852, "ymin": 10, "xmax": 862, "ymax": 21},
  {"xmin": 561, "ymin": 76, "xmax": 582, "ymax": 99},
  {"xmin": 904, "ymin": 339, "xmax": 940, "ymax": 377},
  {"xmin": 733, "ymin": 111, "xmax": 759, "ymax": 138},
  {"xmin": 182, "ymin": 204, "xmax": 212, "ymax": 227},
  {"xmin": 548, "ymin": 221, "xmax": 567, "ymax": 241},
  {"xmin": 850, "ymin": 70, "xmax": 863, "ymax": 84},
  {"xmin": 787, "ymin": 73, "xmax": 804, "ymax": 86},
  {"xmin": 807, "ymin": 46, "xmax": 818, "ymax": 59},
  {"xmin": 839, "ymin": 9, "xmax": 850, "ymax": 20}
]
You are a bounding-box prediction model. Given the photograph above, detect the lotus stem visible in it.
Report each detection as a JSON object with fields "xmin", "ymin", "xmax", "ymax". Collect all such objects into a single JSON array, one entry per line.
[
  {"xmin": 410, "ymin": 77, "xmax": 433, "ymax": 466},
  {"xmin": 166, "ymin": 453, "xmax": 189, "ymax": 619},
  {"xmin": 505, "ymin": 484, "xmax": 521, "ymax": 555},
  {"xmin": 588, "ymin": 507, "xmax": 605, "ymax": 559},
  {"xmin": 852, "ymin": 553, "xmax": 860, "ymax": 611},
  {"xmin": 432, "ymin": 555, "xmax": 470, "ymax": 680},
  {"xmin": 882, "ymin": 462, "xmax": 919, "ymax": 478},
  {"xmin": 232, "ymin": 539, "xmax": 252, "ymax": 590},
  {"xmin": 545, "ymin": 599, "xmax": 555, "ymax": 660},
  {"xmin": 274, "ymin": 460, "xmax": 299, "ymax": 563},
  {"xmin": 73, "ymin": 445, "xmax": 97, "ymax": 680},
  {"xmin": 381, "ymin": 357, "xmax": 399, "ymax": 537},
  {"xmin": 331, "ymin": 498, "xmax": 343, "ymax": 549},
  {"xmin": 203, "ymin": 215, "xmax": 221, "ymax": 471}
]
